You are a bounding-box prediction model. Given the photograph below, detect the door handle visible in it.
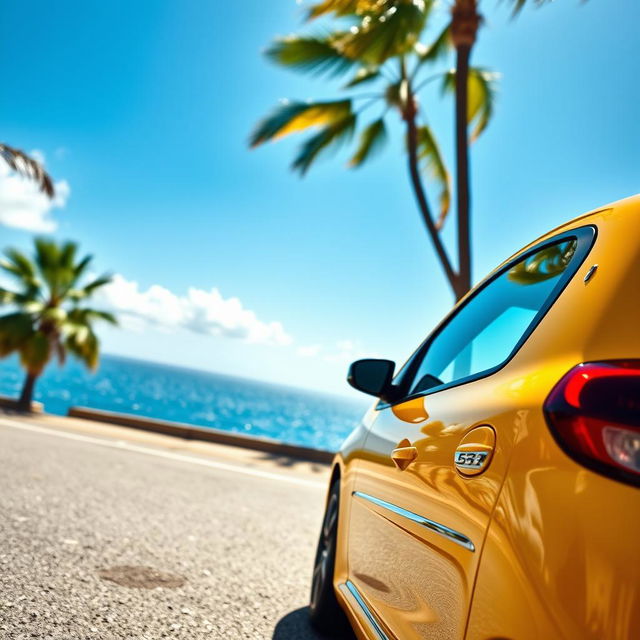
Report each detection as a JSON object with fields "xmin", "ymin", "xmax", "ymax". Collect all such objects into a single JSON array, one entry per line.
[{"xmin": 391, "ymin": 438, "xmax": 418, "ymax": 471}]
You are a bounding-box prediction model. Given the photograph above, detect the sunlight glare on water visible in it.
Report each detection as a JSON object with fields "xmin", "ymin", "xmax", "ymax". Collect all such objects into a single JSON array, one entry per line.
[{"xmin": 0, "ymin": 354, "xmax": 368, "ymax": 451}]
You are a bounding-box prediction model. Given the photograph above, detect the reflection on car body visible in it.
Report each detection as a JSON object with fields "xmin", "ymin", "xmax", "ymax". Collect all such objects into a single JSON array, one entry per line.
[{"xmin": 309, "ymin": 196, "xmax": 640, "ymax": 640}]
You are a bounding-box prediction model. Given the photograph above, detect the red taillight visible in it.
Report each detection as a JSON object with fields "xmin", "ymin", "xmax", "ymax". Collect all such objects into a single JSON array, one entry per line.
[{"xmin": 544, "ymin": 361, "xmax": 640, "ymax": 486}]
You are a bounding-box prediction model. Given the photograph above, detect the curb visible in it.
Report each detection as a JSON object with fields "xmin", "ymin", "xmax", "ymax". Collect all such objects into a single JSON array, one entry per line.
[
  {"xmin": 67, "ymin": 406, "xmax": 335, "ymax": 464},
  {"xmin": 0, "ymin": 395, "xmax": 44, "ymax": 413}
]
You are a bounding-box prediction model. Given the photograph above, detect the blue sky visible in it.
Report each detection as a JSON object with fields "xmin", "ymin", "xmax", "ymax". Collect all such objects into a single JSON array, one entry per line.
[{"xmin": 0, "ymin": 0, "xmax": 638, "ymax": 396}]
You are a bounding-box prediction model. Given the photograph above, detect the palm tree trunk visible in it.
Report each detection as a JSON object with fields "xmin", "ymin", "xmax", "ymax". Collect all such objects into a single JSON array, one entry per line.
[
  {"xmin": 18, "ymin": 372, "xmax": 38, "ymax": 411},
  {"xmin": 454, "ymin": 43, "xmax": 472, "ymax": 301},
  {"xmin": 403, "ymin": 86, "xmax": 458, "ymax": 296},
  {"xmin": 451, "ymin": 0, "xmax": 481, "ymax": 301}
]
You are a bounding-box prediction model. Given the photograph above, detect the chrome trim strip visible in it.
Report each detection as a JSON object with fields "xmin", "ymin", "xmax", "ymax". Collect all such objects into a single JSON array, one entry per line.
[
  {"xmin": 339, "ymin": 580, "xmax": 389, "ymax": 640},
  {"xmin": 352, "ymin": 490, "xmax": 475, "ymax": 552}
]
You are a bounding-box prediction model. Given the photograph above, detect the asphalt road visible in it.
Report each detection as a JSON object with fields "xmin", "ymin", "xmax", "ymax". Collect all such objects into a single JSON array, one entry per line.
[{"xmin": 0, "ymin": 418, "xmax": 336, "ymax": 639}]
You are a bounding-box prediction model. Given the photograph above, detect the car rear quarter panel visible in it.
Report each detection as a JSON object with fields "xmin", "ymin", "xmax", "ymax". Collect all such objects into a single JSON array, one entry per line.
[{"xmin": 466, "ymin": 201, "xmax": 640, "ymax": 640}]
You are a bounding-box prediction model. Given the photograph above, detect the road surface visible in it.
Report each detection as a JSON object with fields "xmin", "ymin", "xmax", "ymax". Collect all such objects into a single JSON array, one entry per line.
[{"xmin": 0, "ymin": 415, "xmax": 338, "ymax": 639}]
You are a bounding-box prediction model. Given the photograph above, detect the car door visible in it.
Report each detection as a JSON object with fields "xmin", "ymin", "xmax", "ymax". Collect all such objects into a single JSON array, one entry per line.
[{"xmin": 346, "ymin": 229, "xmax": 595, "ymax": 640}]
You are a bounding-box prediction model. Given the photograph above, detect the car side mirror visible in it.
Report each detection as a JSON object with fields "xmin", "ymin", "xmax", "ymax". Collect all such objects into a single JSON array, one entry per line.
[{"xmin": 347, "ymin": 359, "xmax": 396, "ymax": 399}]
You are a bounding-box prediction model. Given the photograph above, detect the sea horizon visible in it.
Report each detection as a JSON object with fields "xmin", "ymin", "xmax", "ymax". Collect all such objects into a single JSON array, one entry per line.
[
  {"xmin": 0, "ymin": 353, "xmax": 369, "ymax": 452},
  {"xmin": 98, "ymin": 351, "xmax": 361, "ymax": 403}
]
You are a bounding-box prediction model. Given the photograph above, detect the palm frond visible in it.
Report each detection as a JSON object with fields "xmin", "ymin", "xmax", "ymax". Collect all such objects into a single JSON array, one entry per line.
[
  {"xmin": 32, "ymin": 238, "xmax": 96, "ymax": 300},
  {"xmin": 266, "ymin": 34, "xmax": 355, "ymax": 76},
  {"xmin": 335, "ymin": 1, "xmax": 432, "ymax": 65},
  {"xmin": 509, "ymin": 0, "xmax": 554, "ymax": 16},
  {"xmin": 34, "ymin": 237, "xmax": 64, "ymax": 299},
  {"xmin": 73, "ymin": 254, "xmax": 94, "ymax": 280},
  {"xmin": 63, "ymin": 252, "xmax": 95, "ymax": 294},
  {"xmin": 250, "ymin": 100, "xmax": 353, "ymax": 147},
  {"xmin": 0, "ymin": 248, "xmax": 40, "ymax": 290},
  {"xmin": 442, "ymin": 67, "xmax": 499, "ymax": 141},
  {"xmin": 65, "ymin": 325, "xmax": 100, "ymax": 370},
  {"xmin": 0, "ymin": 287, "xmax": 19, "ymax": 305},
  {"xmin": 415, "ymin": 24, "xmax": 452, "ymax": 67},
  {"xmin": 416, "ymin": 125, "xmax": 451, "ymax": 227},
  {"xmin": 0, "ymin": 287, "xmax": 44, "ymax": 306},
  {"xmin": 467, "ymin": 68, "xmax": 499, "ymax": 141},
  {"xmin": 56, "ymin": 241, "xmax": 80, "ymax": 295},
  {"xmin": 34, "ymin": 237, "xmax": 61, "ymax": 269},
  {"xmin": 40, "ymin": 307, "xmax": 68, "ymax": 326},
  {"xmin": 0, "ymin": 144, "xmax": 54, "ymax": 197},
  {"xmin": 384, "ymin": 80, "xmax": 403, "ymax": 108},
  {"xmin": 67, "ymin": 308, "xmax": 118, "ymax": 326},
  {"xmin": 292, "ymin": 114, "xmax": 357, "ymax": 175},
  {"xmin": 68, "ymin": 275, "xmax": 113, "ymax": 301},
  {"xmin": 19, "ymin": 330, "xmax": 51, "ymax": 374},
  {"xmin": 0, "ymin": 313, "xmax": 35, "ymax": 357},
  {"xmin": 59, "ymin": 241, "xmax": 78, "ymax": 271},
  {"xmin": 343, "ymin": 66, "xmax": 381, "ymax": 88},
  {"xmin": 88, "ymin": 309, "xmax": 118, "ymax": 325},
  {"xmin": 350, "ymin": 118, "xmax": 387, "ymax": 167},
  {"xmin": 306, "ymin": 0, "xmax": 383, "ymax": 20}
]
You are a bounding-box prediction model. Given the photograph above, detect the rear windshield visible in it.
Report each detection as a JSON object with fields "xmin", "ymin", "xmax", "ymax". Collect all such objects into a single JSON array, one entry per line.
[{"xmin": 404, "ymin": 231, "xmax": 592, "ymax": 396}]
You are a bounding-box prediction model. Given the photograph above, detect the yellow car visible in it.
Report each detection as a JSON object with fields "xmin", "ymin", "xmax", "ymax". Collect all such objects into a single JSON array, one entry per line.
[{"xmin": 309, "ymin": 196, "xmax": 640, "ymax": 640}]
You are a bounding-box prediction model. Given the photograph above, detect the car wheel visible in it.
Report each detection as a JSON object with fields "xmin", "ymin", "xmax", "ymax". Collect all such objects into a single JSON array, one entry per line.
[{"xmin": 309, "ymin": 480, "xmax": 351, "ymax": 636}]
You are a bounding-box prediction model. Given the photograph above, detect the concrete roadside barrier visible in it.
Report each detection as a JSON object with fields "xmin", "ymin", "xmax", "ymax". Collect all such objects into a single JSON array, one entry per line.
[
  {"xmin": 0, "ymin": 395, "xmax": 44, "ymax": 413},
  {"xmin": 67, "ymin": 406, "xmax": 335, "ymax": 464}
]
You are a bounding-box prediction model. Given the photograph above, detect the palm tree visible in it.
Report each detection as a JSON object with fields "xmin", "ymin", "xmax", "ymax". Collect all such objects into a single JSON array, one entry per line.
[
  {"xmin": 448, "ymin": 0, "xmax": 554, "ymax": 296},
  {"xmin": 0, "ymin": 239, "xmax": 116, "ymax": 410},
  {"xmin": 450, "ymin": 0, "xmax": 481, "ymax": 297},
  {"xmin": 0, "ymin": 143, "xmax": 55, "ymax": 197},
  {"xmin": 250, "ymin": 0, "xmax": 497, "ymax": 301}
]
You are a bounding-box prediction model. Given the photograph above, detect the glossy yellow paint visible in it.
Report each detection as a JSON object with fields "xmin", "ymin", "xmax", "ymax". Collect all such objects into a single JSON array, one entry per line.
[{"xmin": 328, "ymin": 196, "xmax": 640, "ymax": 640}]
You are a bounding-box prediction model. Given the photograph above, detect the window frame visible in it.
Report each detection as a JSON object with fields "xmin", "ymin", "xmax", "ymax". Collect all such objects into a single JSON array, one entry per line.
[{"xmin": 380, "ymin": 225, "xmax": 597, "ymax": 408}]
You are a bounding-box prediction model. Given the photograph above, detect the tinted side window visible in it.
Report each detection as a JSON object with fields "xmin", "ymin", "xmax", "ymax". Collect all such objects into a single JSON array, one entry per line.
[{"xmin": 409, "ymin": 239, "xmax": 579, "ymax": 395}]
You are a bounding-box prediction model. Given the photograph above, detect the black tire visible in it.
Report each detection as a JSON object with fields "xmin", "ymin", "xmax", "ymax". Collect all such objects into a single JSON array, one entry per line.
[{"xmin": 309, "ymin": 480, "xmax": 352, "ymax": 637}]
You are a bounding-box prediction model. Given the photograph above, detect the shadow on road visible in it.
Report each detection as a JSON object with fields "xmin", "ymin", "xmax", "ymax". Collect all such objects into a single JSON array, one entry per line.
[
  {"xmin": 257, "ymin": 451, "xmax": 328, "ymax": 473},
  {"xmin": 272, "ymin": 606, "xmax": 354, "ymax": 640},
  {"xmin": 272, "ymin": 607, "xmax": 321, "ymax": 639}
]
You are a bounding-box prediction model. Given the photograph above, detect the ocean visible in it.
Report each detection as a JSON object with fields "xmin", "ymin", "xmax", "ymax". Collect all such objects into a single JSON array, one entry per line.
[{"xmin": 0, "ymin": 354, "xmax": 368, "ymax": 452}]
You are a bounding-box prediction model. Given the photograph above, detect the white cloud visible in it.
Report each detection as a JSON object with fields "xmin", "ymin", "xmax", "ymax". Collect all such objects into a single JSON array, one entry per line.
[
  {"xmin": 296, "ymin": 339, "xmax": 377, "ymax": 364},
  {"xmin": 336, "ymin": 339, "xmax": 355, "ymax": 352},
  {"xmin": 100, "ymin": 274, "xmax": 292, "ymax": 347},
  {"xmin": 296, "ymin": 344, "xmax": 322, "ymax": 357},
  {"xmin": 323, "ymin": 339, "xmax": 378, "ymax": 364},
  {"xmin": 0, "ymin": 150, "xmax": 70, "ymax": 232}
]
